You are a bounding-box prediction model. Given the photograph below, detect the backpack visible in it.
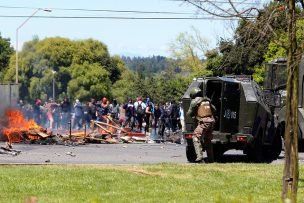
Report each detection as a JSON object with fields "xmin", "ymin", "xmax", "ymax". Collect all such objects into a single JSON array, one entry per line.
[{"xmin": 136, "ymin": 102, "xmax": 144, "ymax": 116}]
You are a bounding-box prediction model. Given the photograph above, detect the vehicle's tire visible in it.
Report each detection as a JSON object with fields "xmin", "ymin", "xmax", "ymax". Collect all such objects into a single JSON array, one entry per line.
[
  {"xmin": 186, "ymin": 146, "xmax": 197, "ymax": 162},
  {"xmin": 270, "ymin": 134, "xmax": 283, "ymax": 160},
  {"xmin": 299, "ymin": 140, "xmax": 304, "ymax": 152},
  {"xmin": 247, "ymin": 134, "xmax": 264, "ymax": 162},
  {"xmin": 213, "ymin": 144, "xmax": 224, "ymax": 162}
]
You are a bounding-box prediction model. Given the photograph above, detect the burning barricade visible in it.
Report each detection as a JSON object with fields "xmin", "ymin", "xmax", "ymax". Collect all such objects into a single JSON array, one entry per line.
[
  {"xmin": 2, "ymin": 109, "xmax": 49, "ymax": 144},
  {"xmin": 0, "ymin": 109, "xmax": 182, "ymax": 157},
  {"xmin": 0, "ymin": 109, "xmax": 147, "ymax": 151}
]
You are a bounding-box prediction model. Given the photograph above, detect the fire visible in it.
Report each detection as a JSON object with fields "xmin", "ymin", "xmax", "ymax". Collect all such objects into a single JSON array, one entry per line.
[{"xmin": 2, "ymin": 109, "xmax": 44, "ymax": 143}]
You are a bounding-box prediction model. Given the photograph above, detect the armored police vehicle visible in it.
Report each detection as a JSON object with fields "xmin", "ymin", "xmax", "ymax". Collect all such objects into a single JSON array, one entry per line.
[
  {"xmin": 182, "ymin": 76, "xmax": 282, "ymax": 162},
  {"xmin": 264, "ymin": 58, "xmax": 304, "ymax": 151}
]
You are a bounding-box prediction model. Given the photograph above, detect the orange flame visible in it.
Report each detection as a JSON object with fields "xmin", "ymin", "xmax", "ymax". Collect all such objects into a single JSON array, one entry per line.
[{"xmin": 2, "ymin": 109, "xmax": 43, "ymax": 143}]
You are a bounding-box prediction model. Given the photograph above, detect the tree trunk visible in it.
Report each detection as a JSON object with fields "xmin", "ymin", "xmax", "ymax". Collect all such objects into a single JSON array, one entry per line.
[{"xmin": 282, "ymin": 0, "xmax": 299, "ymax": 202}]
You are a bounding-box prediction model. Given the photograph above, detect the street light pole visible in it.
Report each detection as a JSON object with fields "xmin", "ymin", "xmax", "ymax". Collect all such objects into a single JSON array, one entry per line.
[
  {"xmin": 52, "ymin": 70, "xmax": 56, "ymax": 101},
  {"xmin": 15, "ymin": 8, "xmax": 52, "ymax": 84}
]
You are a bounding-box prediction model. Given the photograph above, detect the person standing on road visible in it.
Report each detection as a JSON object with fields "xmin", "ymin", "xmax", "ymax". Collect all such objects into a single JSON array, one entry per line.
[
  {"xmin": 88, "ymin": 98, "xmax": 97, "ymax": 121},
  {"xmin": 33, "ymin": 99, "xmax": 42, "ymax": 125},
  {"xmin": 187, "ymin": 87, "xmax": 216, "ymax": 163},
  {"xmin": 134, "ymin": 97, "xmax": 146, "ymax": 132},
  {"xmin": 61, "ymin": 97, "xmax": 71, "ymax": 129},
  {"xmin": 123, "ymin": 97, "xmax": 135, "ymax": 129},
  {"xmin": 178, "ymin": 102, "xmax": 185, "ymax": 132},
  {"xmin": 73, "ymin": 99, "xmax": 83, "ymax": 130},
  {"xmin": 144, "ymin": 101, "xmax": 153, "ymax": 134},
  {"xmin": 46, "ymin": 98, "xmax": 58, "ymax": 130},
  {"xmin": 109, "ymin": 99, "xmax": 120, "ymax": 120},
  {"xmin": 97, "ymin": 97, "xmax": 110, "ymax": 122}
]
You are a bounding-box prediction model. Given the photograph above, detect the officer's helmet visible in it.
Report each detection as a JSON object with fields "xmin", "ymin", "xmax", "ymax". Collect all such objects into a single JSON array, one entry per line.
[{"xmin": 190, "ymin": 87, "xmax": 202, "ymax": 99}]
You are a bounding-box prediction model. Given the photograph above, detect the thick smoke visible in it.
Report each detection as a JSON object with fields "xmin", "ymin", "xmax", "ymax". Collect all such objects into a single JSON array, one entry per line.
[{"xmin": 0, "ymin": 83, "xmax": 19, "ymax": 141}]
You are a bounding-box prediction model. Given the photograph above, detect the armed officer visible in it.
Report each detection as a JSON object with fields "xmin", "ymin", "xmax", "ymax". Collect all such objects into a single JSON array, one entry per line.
[{"xmin": 187, "ymin": 87, "xmax": 216, "ymax": 163}]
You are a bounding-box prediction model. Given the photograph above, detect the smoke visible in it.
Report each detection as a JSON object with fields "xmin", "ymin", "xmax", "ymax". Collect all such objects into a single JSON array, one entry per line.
[
  {"xmin": 0, "ymin": 108, "xmax": 9, "ymax": 141},
  {"xmin": 0, "ymin": 83, "xmax": 19, "ymax": 139}
]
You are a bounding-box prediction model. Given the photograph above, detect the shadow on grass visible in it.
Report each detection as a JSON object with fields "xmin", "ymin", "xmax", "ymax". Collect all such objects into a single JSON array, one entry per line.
[
  {"xmin": 213, "ymin": 152, "xmax": 285, "ymax": 164},
  {"xmin": 215, "ymin": 154, "xmax": 249, "ymax": 163}
]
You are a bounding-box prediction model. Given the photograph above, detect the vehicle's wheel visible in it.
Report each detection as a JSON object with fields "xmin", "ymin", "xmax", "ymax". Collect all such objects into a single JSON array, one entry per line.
[
  {"xmin": 299, "ymin": 140, "xmax": 304, "ymax": 152},
  {"xmin": 186, "ymin": 146, "xmax": 197, "ymax": 162},
  {"xmin": 270, "ymin": 134, "xmax": 283, "ymax": 160},
  {"xmin": 247, "ymin": 135, "xmax": 264, "ymax": 162},
  {"xmin": 213, "ymin": 144, "xmax": 224, "ymax": 162}
]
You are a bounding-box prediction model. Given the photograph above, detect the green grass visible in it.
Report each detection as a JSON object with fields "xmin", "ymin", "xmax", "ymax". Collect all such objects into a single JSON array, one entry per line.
[{"xmin": 0, "ymin": 164, "xmax": 303, "ymax": 203}]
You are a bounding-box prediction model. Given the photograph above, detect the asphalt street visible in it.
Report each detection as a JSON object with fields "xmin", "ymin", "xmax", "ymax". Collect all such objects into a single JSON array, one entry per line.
[{"xmin": 1, "ymin": 142, "xmax": 304, "ymax": 164}]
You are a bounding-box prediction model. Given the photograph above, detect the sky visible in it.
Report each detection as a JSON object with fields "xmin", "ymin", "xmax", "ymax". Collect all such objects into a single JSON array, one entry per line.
[{"xmin": 0, "ymin": 0, "xmax": 265, "ymax": 57}]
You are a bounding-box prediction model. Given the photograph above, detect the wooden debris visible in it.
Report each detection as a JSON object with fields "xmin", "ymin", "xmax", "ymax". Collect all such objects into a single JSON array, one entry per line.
[
  {"xmin": 121, "ymin": 136, "xmax": 134, "ymax": 143},
  {"xmin": 131, "ymin": 136, "xmax": 148, "ymax": 142},
  {"xmin": 30, "ymin": 129, "xmax": 49, "ymax": 138},
  {"xmin": 0, "ymin": 145, "xmax": 21, "ymax": 156}
]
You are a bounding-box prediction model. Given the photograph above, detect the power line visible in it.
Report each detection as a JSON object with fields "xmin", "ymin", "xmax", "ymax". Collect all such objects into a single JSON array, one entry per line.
[
  {"xmin": 167, "ymin": 0, "xmax": 264, "ymax": 5},
  {"xmin": 0, "ymin": 5, "xmax": 194, "ymax": 15},
  {"xmin": 0, "ymin": 15, "xmax": 249, "ymax": 20}
]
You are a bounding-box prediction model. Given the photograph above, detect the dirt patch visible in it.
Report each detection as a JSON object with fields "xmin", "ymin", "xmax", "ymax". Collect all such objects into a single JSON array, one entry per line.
[{"xmin": 127, "ymin": 169, "xmax": 166, "ymax": 177}]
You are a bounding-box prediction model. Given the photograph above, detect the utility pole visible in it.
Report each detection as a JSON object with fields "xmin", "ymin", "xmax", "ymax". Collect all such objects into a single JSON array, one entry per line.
[{"xmin": 52, "ymin": 70, "xmax": 56, "ymax": 101}]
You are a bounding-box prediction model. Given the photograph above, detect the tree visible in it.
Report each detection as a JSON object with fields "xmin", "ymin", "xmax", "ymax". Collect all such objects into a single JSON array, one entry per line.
[
  {"xmin": 112, "ymin": 69, "xmax": 138, "ymax": 104},
  {"xmin": 0, "ymin": 33, "xmax": 13, "ymax": 80},
  {"xmin": 205, "ymin": 48, "xmax": 223, "ymax": 75},
  {"xmin": 169, "ymin": 27, "xmax": 212, "ymax": 76},
  {"xmin": 67, "ymin": 62, "xmax": 111, "ymax": 101},
  {"xmin": 121, "ymin": 55, "xmax": 169, "ymax": 76},
  {"xmin": 184, "ymin": 0, "xmax": 301, "ymax": 202},
  {"xmin": 2, "ymin": 37, "xmax": 123, "ymax": 102}
]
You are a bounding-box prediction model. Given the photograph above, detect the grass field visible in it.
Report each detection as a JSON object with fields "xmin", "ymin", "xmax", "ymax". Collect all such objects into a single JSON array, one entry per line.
[{"xmin": 0, "ymin": 163, "xmax": 303, "ymax": 203}]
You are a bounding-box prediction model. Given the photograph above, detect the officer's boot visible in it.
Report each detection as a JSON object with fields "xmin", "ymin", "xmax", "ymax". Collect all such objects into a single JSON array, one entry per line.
[
  {"xmin": 193, "ymin": 136, "xmax": 204, "ymax": 162},
  {"xmin": 204, "ymin": 139, "xmax": 214, "ymax": 163}
]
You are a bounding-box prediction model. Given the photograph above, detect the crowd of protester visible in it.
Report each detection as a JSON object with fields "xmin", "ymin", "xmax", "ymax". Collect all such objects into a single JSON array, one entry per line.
[
  {"xmin": 17, "ymin": 96, "xmax": 185, "ymax": 141},
  {"xmin": 121, "ymin": 96, "xmax": 186, "ymax": 141}
]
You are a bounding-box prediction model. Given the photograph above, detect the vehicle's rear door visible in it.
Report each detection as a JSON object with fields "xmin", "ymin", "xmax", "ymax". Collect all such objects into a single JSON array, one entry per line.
[{"xmin": 221, "ymin": 81, "xmax": 240, "ymax": 133}]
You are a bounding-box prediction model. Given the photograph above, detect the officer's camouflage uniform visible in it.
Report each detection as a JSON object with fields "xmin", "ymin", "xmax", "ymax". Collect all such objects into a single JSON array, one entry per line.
[{"xmin": 187, "ymin": 94, "xmax": 216, "ymax": 163}]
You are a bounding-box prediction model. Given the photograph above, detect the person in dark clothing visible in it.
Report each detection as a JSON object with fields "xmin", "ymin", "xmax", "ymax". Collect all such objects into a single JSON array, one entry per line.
[
  {"xmin": 123, "ymin": 98, "xmax": 135, "ymax": 129},
  {"xmin": 167, "ymin": 100, "xmax": 179, "ymax": 132},
  {"xmin": 153, "ymin": 103, "xmax": 162, "ymax": 129},
  {"xmin": 88, "ymin": 99, "xmax": 97, "ymax": 121},
  {"xmin": 33, "ymin": 99, "xmax": 42, "ymax": 125},
  {"xmin": 84, "ymin": 102, "xmax": 91, "ymax": 128},
  {"xmin": 134, "ymin": 97, "xmax": 146, "ymax": 132},
  {"xmin": 158, "ymin": 104, "xmax": 167, "ymax": 140},
  {"xmin": 144, "ymin": 101, "xmax": 153, "ymax": 133},
  {"xmin": 61, "ymin": 97, "xmax": 71, "ymax": 129},
  {"xmin": 151, "ymin": 103, "xmax": 162, "ymax": 140}
]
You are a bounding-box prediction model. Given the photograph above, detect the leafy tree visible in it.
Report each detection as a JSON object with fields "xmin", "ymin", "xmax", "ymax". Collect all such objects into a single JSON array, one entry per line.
[
  {"xmin": 3, "ymin": 37, "xmax": 123, "ymax": 102},
  {"xmin": 0, "ymin": 33, "xmax": 13, "ymax": 80},
  {"xmin": 205, "ymin": 49, "xmax": 223, "ymax": 75},
  {"xmin": 169, "ymin": 27, "xmax": 210, "ymax": 76},
  {"xmin": 68, "ymin": 62, "xmax": 111, "ymax": 101},
  {"xmin": 252, "ymin": 65, "xmax": 265, "ymax": 85},
  {"xmin": 112, "ymin": 69, "xmax": 138, "ymax": 104},
  {"xmin": 202, "ymin": 2, "xmax": 288, "ymax": 77}
]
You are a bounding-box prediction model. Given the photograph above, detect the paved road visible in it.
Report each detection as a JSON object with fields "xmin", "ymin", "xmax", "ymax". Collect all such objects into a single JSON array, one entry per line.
[
  {"xmin": 0, "ymin": 143, "xmax": 186, "ymax": 164},
  {"xmin": 1, "ymin": 142, "xmax": 304, "ymax": 164}
]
